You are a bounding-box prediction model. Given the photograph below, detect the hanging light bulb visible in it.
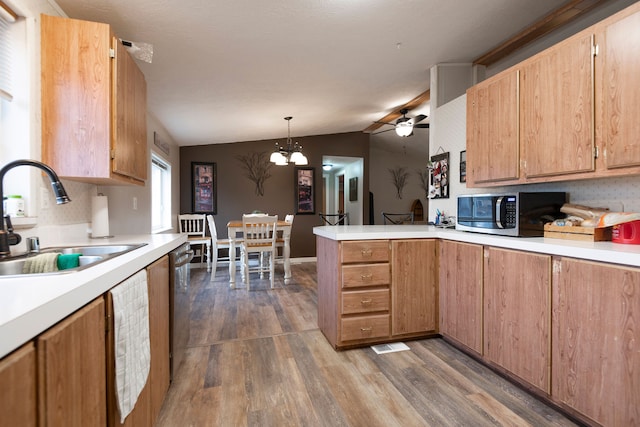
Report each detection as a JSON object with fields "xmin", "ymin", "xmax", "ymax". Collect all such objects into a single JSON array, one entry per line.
[{"xmin": 270, "ymin": 116, "xmax": 308, "ymax": 165}]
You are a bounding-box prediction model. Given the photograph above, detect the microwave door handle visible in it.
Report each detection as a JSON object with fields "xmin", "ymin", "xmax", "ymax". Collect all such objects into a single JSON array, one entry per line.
[{"xmin": 495, "ymin": 196, "xmax": 505, "ymax": 228}]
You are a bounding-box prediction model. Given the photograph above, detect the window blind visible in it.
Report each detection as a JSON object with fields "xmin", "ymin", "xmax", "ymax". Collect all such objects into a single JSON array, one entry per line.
[{"xmin": 0, "ymin": 6, "xmax": 14, "ymax": 101}]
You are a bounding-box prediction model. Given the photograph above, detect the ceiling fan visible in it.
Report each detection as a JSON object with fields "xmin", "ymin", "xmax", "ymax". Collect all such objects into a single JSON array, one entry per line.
[{"xmin": 373, "ymin": 108, "xmax": 429, "ymax": 137}]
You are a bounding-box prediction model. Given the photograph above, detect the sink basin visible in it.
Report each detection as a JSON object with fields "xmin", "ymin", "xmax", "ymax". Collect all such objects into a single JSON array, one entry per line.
[{"xmin": 0, "ymin": 243, "xmax": 147, "ymax": 277}]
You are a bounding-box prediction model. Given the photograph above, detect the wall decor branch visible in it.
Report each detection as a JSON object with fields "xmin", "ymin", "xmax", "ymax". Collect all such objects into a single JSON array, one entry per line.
[
  {"xmin": 388, "ymin": 166, "xmax": 410, "ymax": 199},
  {"xmin": 417, "ymin": 169, "xmax": 430, "ymax": 199},
  {"xmin": 236, "ymin": 151, "xmax": 273, "ymax": 196}
]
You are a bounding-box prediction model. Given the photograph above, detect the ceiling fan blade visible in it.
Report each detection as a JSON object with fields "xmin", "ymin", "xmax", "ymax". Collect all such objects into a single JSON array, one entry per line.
[
  {"xmin": 374, "ymin": 121, "xmax": 396, "ymax": 126},
  {"xmin": 413, "ymin": 114, "xmax": 427, "ymax": 124},
  {"xmin": 372, "ymin": 128, "xmax": 396, "ymax": 135},
  {"xmin": 414, "ymin": 123, "xmax": 430, "ymax": 128}
]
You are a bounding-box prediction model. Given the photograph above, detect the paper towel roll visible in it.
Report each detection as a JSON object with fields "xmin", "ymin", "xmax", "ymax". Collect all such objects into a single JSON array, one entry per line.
[{"xmin": 91, "ymin": 195, "xmax": 111, "ymax": 238}]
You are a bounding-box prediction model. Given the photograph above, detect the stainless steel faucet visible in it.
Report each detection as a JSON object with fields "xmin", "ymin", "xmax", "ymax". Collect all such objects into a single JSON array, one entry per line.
[{"xmin": 0, "ymin": 160, "xmax": 71, "ymax": 258}]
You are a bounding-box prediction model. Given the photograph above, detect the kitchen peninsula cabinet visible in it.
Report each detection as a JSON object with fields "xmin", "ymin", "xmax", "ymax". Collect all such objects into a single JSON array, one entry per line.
[
  {"xmin": 41, "ymin": 14, "xmax": 147, "ymax": 185},
  {"xmin": 317, "ymin": 237, "xmax": 438, "ymax": 349},
  {"xmin": 37, "ymin": 298, "xmax": 107, "ymax": 427},
  {"xmin": 439, "ymin": 241, "xmax": 483, "ymax": 355},
  {"xmin": 0, "ymin": 343, "xmax": 37, "ymax": 427},
  {"xmin": 391, "ymin": 239, "xmax": 437, "ymax": 336},
  {"xmin": 484, "ymin": 247, "xmax": 551, "ymax": 394},
  {"xmin": 466, "ymin": 70, "xmax": 519, "ymax": 185},
  {"xmin": 552, "ymin": 258, "xmax": 640, "ymax": 427}
]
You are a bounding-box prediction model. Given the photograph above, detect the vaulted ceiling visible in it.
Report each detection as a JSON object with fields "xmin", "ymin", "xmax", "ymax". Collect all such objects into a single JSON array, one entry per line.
[{"xmin": 51, "ymin": 0, "xmax": 619, "ymax": 146}]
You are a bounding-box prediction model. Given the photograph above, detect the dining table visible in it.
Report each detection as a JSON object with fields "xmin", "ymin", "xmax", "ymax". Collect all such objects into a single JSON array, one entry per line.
[{"xmin": 227, "ymin": 219, "xmax": 292, "ymax": 287}]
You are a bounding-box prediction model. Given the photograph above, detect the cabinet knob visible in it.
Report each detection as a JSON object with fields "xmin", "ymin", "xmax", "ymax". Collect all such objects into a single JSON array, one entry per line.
[
  {"xmin": 361, "ymin": 248, "xmax": 372, "ymax": 258},
  {"xmin": 360, "ymin": 274, "xmax": 373, "ymax": 282},
  {"xmin": 360, "ymin": 327, "xmax": 373, "ymax": 332},
  {"xmin": 360, "ymin": 298, "xmax": 372, "ymax": 306}
]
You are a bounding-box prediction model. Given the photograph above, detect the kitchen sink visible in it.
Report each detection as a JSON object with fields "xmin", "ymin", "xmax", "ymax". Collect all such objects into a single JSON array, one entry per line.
[{"xmin": 0, "ymin": 243, "xmax": 147, "ymax": 277}]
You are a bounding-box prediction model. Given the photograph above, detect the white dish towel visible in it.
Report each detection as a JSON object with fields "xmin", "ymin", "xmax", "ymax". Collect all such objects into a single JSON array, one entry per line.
[{"xmin": 110, "ymin": 270, "xmax": 151, "ymax": 423}]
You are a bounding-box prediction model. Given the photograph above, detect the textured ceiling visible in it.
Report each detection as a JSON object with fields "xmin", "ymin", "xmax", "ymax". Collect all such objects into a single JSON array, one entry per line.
[{"xmin": 51, "ymin": 0, "xmax": 570, "ymax": 146}]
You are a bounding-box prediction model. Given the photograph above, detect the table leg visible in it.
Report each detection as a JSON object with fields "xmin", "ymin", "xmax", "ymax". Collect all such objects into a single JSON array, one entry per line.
[
  {"xmin": 284, "ymin": 235, "xmax": 291, "ymax": 284},
  {"xmin": 229, "ymin": 236, "xmax": 236, "ymax": 288}
]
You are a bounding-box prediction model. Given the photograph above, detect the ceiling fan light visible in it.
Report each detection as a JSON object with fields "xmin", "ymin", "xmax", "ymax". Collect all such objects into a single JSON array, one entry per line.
[{"xmin": 395, "ymin": 121, "xmax": 413, "ymax": 137}]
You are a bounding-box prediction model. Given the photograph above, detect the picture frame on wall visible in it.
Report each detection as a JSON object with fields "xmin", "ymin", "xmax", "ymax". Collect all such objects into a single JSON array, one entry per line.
[
  {"xmin": 295, "ymin": 167, "xmax": 315, "ymax": 214},
  {"xmin": 349, "ymin": 177, "xmax": 358, "ymax": 201},
  {"xmin": 192, "ymin": 162, "xmax": 217, "ymax": 214},
  {"xmin": 429, "ymin": 152, "xmax": 449, "ymax": 199},
  {"xmin": 460, "ymin": 150, "xmax": 467, "ymax": 183}
]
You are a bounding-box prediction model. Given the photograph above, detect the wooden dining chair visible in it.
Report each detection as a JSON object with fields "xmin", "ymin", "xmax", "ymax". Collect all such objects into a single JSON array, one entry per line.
[
  {"xmin": 319, "ymin": 212, "xmax": 349, "ymax": 225},
  {"xmin": 178, "ymin": 214, "xmax": 211, "ymax": 271},
  {"xmin": 240, "ymin": 214, "xmax": 278, "ymax": 289},
  {"xmin": 275, "ymin": 214, "xmax": 294, "ymax": 261},
  {"xmin": 206, "ymin": 214, "xmax": 240, "ymax": 280},
  {"xmin": 382, "ymin": 212, "xmax": 415, "ymax": 225}
]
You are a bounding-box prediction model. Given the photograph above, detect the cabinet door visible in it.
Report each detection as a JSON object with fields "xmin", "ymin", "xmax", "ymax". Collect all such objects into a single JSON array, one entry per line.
[
  {"xmin": 41, "ymin": 14, "xmax": 112, "ymax": 181},
  {"xmin": 391, "ymin": 239, "xmax": 437, "ymax": 336},
  {"xmin": 552, "ymin": 258, "xmax": 640, "ymax": 426},
  {"xmin": 520, "ymin": 33, "xmax": 595, "ymax": 178},
  {"xmin": 484, "ymin": 248, "xmax": 551, "ymax": 393},
  {"xmin": 112, "ymin": 37, "xmax": 148, "ymax": 182},
  {"xmin": 439, "ymin": 241, "xmax": 483, "ymax": 355},
  {"xmin": 601, "ymin": 8, "xmax": 640, "ymax": 169},
  {"xmin": 147, "ymin": 256, "xmax": 171, "ymax": 424},
  {"xmin": 38, "ymin": 298, "xmax": 107, "ymax": 427},
  {"xmin": 467, "ymin": 70, "xmax": 520, "ymax": 184},
  {"xmin": 0, "ymin": 343, "xmax": 37, "ymax": 427}
]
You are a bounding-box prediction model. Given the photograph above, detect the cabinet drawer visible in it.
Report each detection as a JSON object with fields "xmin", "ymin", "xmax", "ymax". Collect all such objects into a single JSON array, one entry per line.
[
  {"xmin": 342, "ymin": 241, "xmax": 389, "ymax": 263},
  {"xmin": 342, "ymin": 263, "xmax": 390, "ymax": 288},
  {"xmin": 341, "ymin": 315, "xmax": 390, "ymax": 341},
  {"xmin": 342, "ymin": 289, "xmax": 389, "ymax": 314}
]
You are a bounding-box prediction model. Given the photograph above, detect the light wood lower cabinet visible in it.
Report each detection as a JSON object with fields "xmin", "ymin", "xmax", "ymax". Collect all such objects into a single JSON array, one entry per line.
[
  {"xmin": 552, "ymin": 258, "xmax": 640, "ymax": 426},
  {"xmin": 107, "ymin": 255, "xmax": 170, "ymax": 427},
  {"xmin": 317, "ymin": 237, "xmax": 437, "ymax": 349},
  {"xmin": 484, "ymin": 247, "xmax": 551, "ymax": 394},
  {"xmin": 37, "ymin": 298, "xmax": 107, "ymax": 427},
  {"xmin": 0, "ymin": 343, "xmax": 37, "ymax": 427},
  {"xmin": 439, "ymin": 240, "xmax": 483, "ymax": 355},
  {"xmin": 391, "ymin": 239, "xmax": 437, "ymax": 336}
]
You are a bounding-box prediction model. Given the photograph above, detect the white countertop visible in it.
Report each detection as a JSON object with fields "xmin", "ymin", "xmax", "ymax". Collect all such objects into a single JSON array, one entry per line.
[
  {"xmin": 0, "ymin": 233, "xmax": 186, "ymax": 359},
  {"xmin": 314, "ymin": 225, "xmax": 640, "ymax": 268}
]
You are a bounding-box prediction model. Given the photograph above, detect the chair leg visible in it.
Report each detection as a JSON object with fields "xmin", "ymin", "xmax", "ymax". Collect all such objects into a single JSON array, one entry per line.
[
  {"xmin": 269, "ymin": 252, "xmax": 275, "ymax": 288},
  {"xmin": 206, "ymin": 242, "xmax": 211, "ymax": 272},
  {"xmin": 210, "ymin": 244, "xmax": 218, "ymax": 282}
]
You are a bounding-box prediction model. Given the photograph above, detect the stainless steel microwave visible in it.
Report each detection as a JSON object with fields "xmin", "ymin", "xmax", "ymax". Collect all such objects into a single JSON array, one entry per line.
[{"xmin": 456, "ymin": 192, "xmax": 567, "ymax": 237}]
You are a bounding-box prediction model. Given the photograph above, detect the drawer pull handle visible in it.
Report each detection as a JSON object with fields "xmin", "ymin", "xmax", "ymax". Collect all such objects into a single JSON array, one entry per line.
[
  {"xmin": 361, "ymin": 249, "xmax": 372, "ymax": 258},
  {"xmin": 360, "ymin": 274, "xmax": 373, "ymax": 281},
  {"xmin": 360, "ymin": 299, "xmax": 372, "ymax": 306},
  {"xmin": 360, "ymin": 327, "xmax": 372, "ymax": 332}
]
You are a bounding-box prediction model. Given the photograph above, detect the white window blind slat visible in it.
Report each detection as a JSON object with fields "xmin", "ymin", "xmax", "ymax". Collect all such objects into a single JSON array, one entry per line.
[{"xmin": 0, "ymin": 14, "xmax": 13, "ymax": 101}]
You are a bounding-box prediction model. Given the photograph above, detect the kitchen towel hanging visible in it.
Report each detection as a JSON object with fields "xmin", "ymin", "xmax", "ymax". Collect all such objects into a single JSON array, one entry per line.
[
  {"xmin": 110, "ymin": 270, "xmax": 151, "ymax": 423},
  {"xmin": 91, "ymin": 194, "xmax": 111, "ymax": 238}
]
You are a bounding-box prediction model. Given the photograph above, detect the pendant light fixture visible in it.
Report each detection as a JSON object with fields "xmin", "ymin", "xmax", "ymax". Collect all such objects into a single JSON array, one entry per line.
[{"xmin": 269, "ymin": 116, "xmax": 308, "ymax": 166}]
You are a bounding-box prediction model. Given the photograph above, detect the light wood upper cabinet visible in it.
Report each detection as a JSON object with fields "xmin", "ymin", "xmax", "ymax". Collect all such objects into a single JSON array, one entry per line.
[
  {"xmin": 520, "ymin": 32, "xmax": 595, "ymax": 178},
  {"xmin": 466, "ymin": 70, "xmax": 519, "ymax": 185},
  {"xmin": 552, "ymin": 258, "xmax": 640, "ymax": 427},
  {"xmin": 391, "ymin": 239, "xmax": 437, "ymax": 336},
  {"xmin": 599, "ymin": 7, "xmax": 640, "ymax": 170},
  {"xmin": 37, "ymin": 298, "xmax": 107, "ymax": 427},
  {"xmin": 0, "ymin": 343, "xmax": 37, "ymax": 427},
  {"xmin": 484, "ymin": 247, "xmax": 551, "ymax": 394},
  {"xmin": 439, "ymin": 240, "xmax": 483, "ymax": 355},
  {"xmin": 41, "ymin": 14, "xmax": 147, "ymax": 185}
]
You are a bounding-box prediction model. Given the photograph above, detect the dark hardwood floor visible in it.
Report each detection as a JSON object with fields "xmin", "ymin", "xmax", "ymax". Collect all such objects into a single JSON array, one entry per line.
[{"xmin": 157, "ymin": 262, "xmax": 578, "ymax": 427}]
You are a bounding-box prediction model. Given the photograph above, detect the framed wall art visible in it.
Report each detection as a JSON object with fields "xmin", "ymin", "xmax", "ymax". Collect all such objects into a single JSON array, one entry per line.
[
  {"xmin": 192, "ymin": 162, "xmax": 217, "ymax": 214},
  {"xmin": 349, "ymin": 177, "xmax": 358, "ymax": 201},
  {"xmin": 429, "ymin": 152, "xmax": 449, "ymax": 199},
  {"xmin": 295, "ymin": 167, "xmax": 315, "ymax": 214},
  {"xmin": 460, "ymin": 150, "xmax": 467, "ymax": 183}
]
